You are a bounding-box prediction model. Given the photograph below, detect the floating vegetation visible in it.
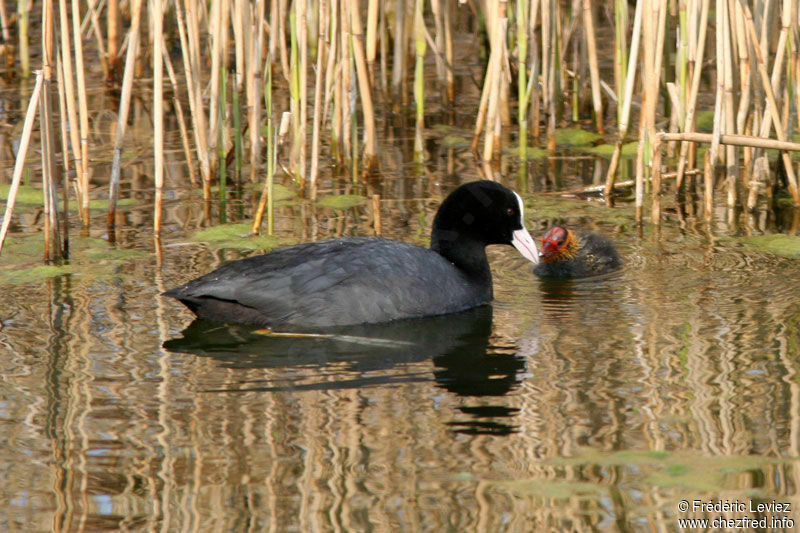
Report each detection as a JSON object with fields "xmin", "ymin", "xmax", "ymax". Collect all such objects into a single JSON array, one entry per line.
[
  {"xmin": 316, "ymin": 194, "xmax": 367, "ymax": 210},
  {"xmin": 554, "ymin": 128, "xmax": 604, "ymax": 147},
  {"xmin": 0, "ymin": 235, "xmax": 147, "ymax": 285},
  {"xmin": 740, "ymin": 234, "xmax": 800, "ymax": 258},
  {"xmin": 585, "ymin": 142, "xmax": 639, "ymax": 158},
  {"xmin": 190, "ymin": 223, "xmax": 282, "ymax": 250}
]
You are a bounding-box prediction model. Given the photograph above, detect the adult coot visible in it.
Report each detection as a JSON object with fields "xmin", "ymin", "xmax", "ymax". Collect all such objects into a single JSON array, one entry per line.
[
  {"xmin": 164, "ymin": 181, "xmax": 539, "ymax": 328},
  {"xmin": 532, "ymin": 226, "xmax": 621, "ymax": 279}
]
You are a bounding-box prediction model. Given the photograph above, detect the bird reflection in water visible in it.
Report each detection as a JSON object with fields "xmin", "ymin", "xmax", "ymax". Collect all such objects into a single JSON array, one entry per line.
[{"xmin": 164, "ymin": 306, "xmax": 527, "ymax": 435}]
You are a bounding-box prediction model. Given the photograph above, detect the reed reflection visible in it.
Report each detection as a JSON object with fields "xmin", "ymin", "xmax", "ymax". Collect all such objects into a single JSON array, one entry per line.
[{"xmin": 164, "ymin": 306, "xmax": 526, "ymax": 433}]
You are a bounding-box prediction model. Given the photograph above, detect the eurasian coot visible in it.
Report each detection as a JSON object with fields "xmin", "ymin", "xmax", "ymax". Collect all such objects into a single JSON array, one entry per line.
[
  {"xmin": 532, "ymin": 226, "xmax": 621, "ymax": 278},
  {"xmin": 164, "ymin": 181, "xmax": 539, "ymax": 328}
]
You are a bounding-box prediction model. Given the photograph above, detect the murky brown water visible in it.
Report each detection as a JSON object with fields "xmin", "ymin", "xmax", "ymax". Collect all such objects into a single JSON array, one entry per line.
[
  {"xmin": 1, "ymin": 41, "xmax": 800, "ymax": 528},
  {"xmin": 3, "ymin": 141, "xmax": 800, "ymax": 531}
]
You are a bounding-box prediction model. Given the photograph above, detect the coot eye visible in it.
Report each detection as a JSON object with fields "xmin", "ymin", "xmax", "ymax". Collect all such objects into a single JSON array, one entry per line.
[{"xmin": 506, "ymin": 207, "xmax": 514, "ymax": 217}]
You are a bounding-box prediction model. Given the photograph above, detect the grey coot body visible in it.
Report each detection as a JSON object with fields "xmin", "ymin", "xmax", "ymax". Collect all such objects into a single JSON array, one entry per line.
[
  {"xmin": 163, "ymin": 181, "xmax": 539, "ymax": 329},
  {"xmin": 532, "ymin": 226, "xmax": 621, "ymax": 279}
]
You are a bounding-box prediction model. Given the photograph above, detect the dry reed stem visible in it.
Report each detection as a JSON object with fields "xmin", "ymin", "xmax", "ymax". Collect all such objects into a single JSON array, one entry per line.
[
  {"xmin": 107, "ymin": 0, "xmax": 143, "ymax": 235},
  {"xmin": 603, "ymin": 0, "xmax": 643, "ymax": 200},
  {"xmin": 153, "ymin": 0, "xmax": 164, "ymax": 236},
  {"xmin": 661, "ymin": 131, "xmax": 800, "ymax": 152},
  {"xmin": 742, "ymin": 2, "xmax": 800, "ymax": 205},
  {"xmin": 107, "ymin": 0, "xmax": 119, "ymax": 73},
  {"xmin": 675, "ymin": 0, "xmax": 710, "ymax": 192},
  {"xmin": 57, "ymin": 0, "xmax": 86, "ymax": 225},
  {"xmin": 18, "ymin": 0, "xmax": 30, "ymax": 77},
  {"xmin": 529, "ymin": 0, "xmax": 541, "ymax": 140},
  {"xmin": 0, "ymin": 71, "xmax": 43, "ymax": 256},
  {"xmin": 582, "ymin": 0, "xmax": 603, "ymax": 133},
  {"xmin": 412, "ymin": 0, "xmax": 425, "ymax": 157},
  {"xmin": 71, "ymin": 0, "xmax": 90, "ymax": 226},
  {"xmin": 298, "ymin": 0, "xmax": 308, "ymax": 184},
  {"xmin": 83, "ymin": 0, "xmax": 108, "ymax": 78},
  {"xmin": 366, "ymin": 0, "xmax": 378, "ymax": 76},
  {"xmin": 391, "ymin": 0, "xmax": 407, "ymax": 103},
  {"xmin": 482, "ymin": 7, "xmax": 507, "ymax": 162},
  {"xmin": 177, "ymin": 0, "xmax": 211, "ymax": 196},
  {"xmin": 372, "ymin": 194, "xmax": 381, "ymax": 236},
  {"xmin": 55, "ymin": 54, "xmax": 70, "ymax": 255},
  {"xmin": 207, "ymin": 0, "xmax": 228, "ymax": 156},
  {"xmin": 0, "ymin": 1, "xmax": 9, "ymax": 43},
  {"xmin": 650, "ymin": 135, "xmax": 663, "ymax": 224},
  {"xmin": 349, "ymin": 0, "xmax": 376, "ymax": 171},
  {"xmin": 431, "ymin": 0, "xmax": 446, "ymax": 101},
  {"xmin": 310, "ymin": 0, "xmax": 329, "ymax": 195},
  {"xmin": 248, "ymin": 0, "xmax": 265, "ymax": 185},
  {"xmin": 162, "ymin": 44, "xmax": 197, "ymax": 186},
  {"xmin": 703, "ymin": 149, "xmax": 713, "ymax": 219},
  {"xmin": 721, "ymin": 0, "xmax": 738, "ymax": 208},
  {"xmin": 41, "ymin": 0, "xmax": 60, "ymax": 259},
  {"xmin": 322, "ymin": 0, "xmax": 338, "ymax": 148},
  {"xmin": 443, "ymin": 0, "xmax": 454, "ymax": 102}
]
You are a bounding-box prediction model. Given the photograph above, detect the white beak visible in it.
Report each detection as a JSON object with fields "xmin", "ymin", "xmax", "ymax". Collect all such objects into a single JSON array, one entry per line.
[{"xmin": 512, "ymin": 227, "xmax": 539, "ymax": 264}]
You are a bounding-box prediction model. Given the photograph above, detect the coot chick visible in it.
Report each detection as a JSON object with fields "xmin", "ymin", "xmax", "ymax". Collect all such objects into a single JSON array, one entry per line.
[
  {"xmin": 533, "ymin": 226, "xmax": 621, "ymax": 279},
  {"xmin": 164, "ymin": 181, "xmax": 539, "ymax": 328}
]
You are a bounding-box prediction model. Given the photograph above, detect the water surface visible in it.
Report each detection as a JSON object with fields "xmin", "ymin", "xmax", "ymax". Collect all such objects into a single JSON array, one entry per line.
[{"xmin": 3, "ymin": 161, "xmax": 800, "ymax": 531}]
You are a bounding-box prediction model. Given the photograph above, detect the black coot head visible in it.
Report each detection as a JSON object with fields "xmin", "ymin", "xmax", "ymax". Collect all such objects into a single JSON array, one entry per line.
[{"xmin": 431, "ymin": 181, "xmax": 539, "ymax": 263}]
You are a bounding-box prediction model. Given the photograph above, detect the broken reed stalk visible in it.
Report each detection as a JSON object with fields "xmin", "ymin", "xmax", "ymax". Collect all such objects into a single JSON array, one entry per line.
[
  {"xmin": 153, "ymin": 0, "xmax": 164, "ymax": 236},
  {"xmin": 0, "ymin": 71, "xmax": 43, "ymax": 256},
  {"xmin": 107, "ymin": 0, "xmax": 143, "ymax": 239}
]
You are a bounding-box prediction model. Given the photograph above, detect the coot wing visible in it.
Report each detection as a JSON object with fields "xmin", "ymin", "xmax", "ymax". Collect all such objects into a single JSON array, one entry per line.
[{"xmin": 165, "ymin": 237, "xmax": 488, "ymax": 328}]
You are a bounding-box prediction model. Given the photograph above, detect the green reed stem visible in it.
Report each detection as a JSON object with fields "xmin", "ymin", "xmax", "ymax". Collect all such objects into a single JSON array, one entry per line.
[{"xmin": 232, "ymin": 75, "xmax": 242, "ymax": 184}]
